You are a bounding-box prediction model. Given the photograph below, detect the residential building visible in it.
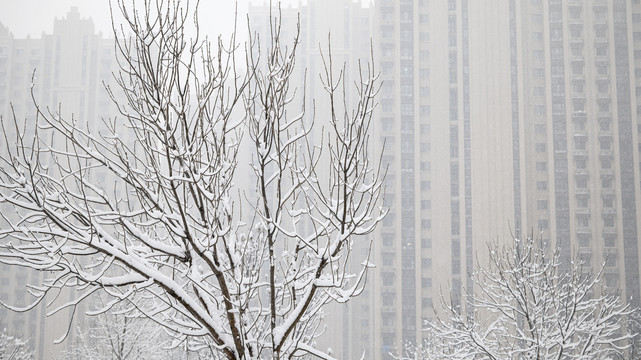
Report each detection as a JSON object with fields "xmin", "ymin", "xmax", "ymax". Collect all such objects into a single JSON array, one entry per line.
[
  {"xmin": 373, "ymin": 0, "xmax": 515, "ymax": 356},
  {"xmin": 372, "ymin": 0, "xmax": 641, "ymax": 359},
  {"xmin": 0, "ymin": 8, "xmax": 117, "ymax": 359}
]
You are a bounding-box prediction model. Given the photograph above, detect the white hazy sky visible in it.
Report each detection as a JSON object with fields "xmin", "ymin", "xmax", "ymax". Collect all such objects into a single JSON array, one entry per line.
[{"xmin": 0, "ymin": 0, "xmax": 305, "ymax": 39}]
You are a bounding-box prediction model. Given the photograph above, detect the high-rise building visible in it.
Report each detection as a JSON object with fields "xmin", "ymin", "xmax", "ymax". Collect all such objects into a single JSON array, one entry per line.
[
  {"xmin": 0, "ymin": 8, "xmax": 117, "ymax": 359},
  {"xmin": 512, "ymin": 0, "xmax": 640, "ymax": 309},
  {"xmin": 373, "ymin": 0, "xmax": 514, "ymax": 356},
  {"xmin": 372, "ymin": 0, "xmax": 641, "ymax": 359}
]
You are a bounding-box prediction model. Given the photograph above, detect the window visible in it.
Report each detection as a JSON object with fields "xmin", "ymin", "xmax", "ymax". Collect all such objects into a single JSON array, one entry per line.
[
  {"xmin": 401, "ymin": 158, "xmax": 413, "ymax": 170},
  {"xmin": 538, "ymin": 219, "xmax": 549, "ymax": 229},
  {"xmin": 382, "ymin": 253, "xmax": 394, "ymax": 266},
  {"xmin": 533, "ymin": 87, "xmax": 544, "ymax": 96},
  {"xmin": 598, "ymin": 82, "xmax": 609, "ymax": 94},
  {"xmin": 605, "ymin": 274, "xmax": 618, "ymax": 287},
  {"xmin": 572, "ymin": 62, "xmax": 583, "ymax": 75},
  {"xmin": 421, "ymin": 200, "xmax": 431, "ymax": 209},
  {"xmin": 382, "ymin": 233, "xmax": 394, "ymax": 246},
  {"xmin": 421, "ymin": 219, "xmax": 431, "ymax": 229},
  {"xmin": 599, "ymin": 118, "xmax": 611, "ymax": 131},
  {"xmin": 420, "ymin": 32, "xmax": 429, "ymax": 43},
  {"xmin": 536, "ymin": 162, "xmax": 547, "ymax": 171},
  {"xmin": 533, "ymin": 50, "xmax": 544, "ymax": 60},
  {"xmin": 575, "ymin": 119, "xmax": 587, "ymax": 132},
  {"xmin": 532, "ymin": 32, "xmax": 543, "ymax": 41},
  {"xmin": 383, "ymin": 213, "xmax": 394, "ymax": 227},
  {"xmin": 577, "ymin": 214, "xmax": 590, "ymax": 227},
  {"xmin": 422, "ymin": 297, "xmax": 433, "ymax": 308},
  {"xmin": 575, "ymin": 158, "xmax": 587, "ymax": 169},
  {"xmin": 382, "ymin": 100, "xmax": 393, "ymax": 113},
  {"xmin": 401, "ymin": 103, "xmax": 414, "ymax": 115},
  {"xmin": 603, "ymin": 194, "xmax": 615, "ymax": 208},
  {"xmin": 578, "ymin": 233, "xmax": 590, "ymax": 247},
  {"xmin": 537, "ymin": 200, "xmax": 548, "ymax": 210},
  {"xmin": 574, "ymin": 101, "xmax": 585, "ymax": 112},
  {"xmin": 382, "ymin": 44, "xmax": 394, "ymax": 58},
  {"xmin": 577, "ymin": 194, "xmax": 589, "ymax": 208},
  {"xmin": 604, "ymin": 233, "xmax": 617, "ymax": 247},
  {"xmin": 537, "ymin": 181, "xmax": 547, "ymax": 190},
  {"xmin": 605, "ymin": 255, "xmax": 617, "ymax": 267},
  {"xmin": 535, "ymin": 143, "xmax": 546, "ymax": 152},
  {"xmin": 382, "ymin": 83, "xmax": 394, "ymax": 96},
  {"xmin": 534, "ymin": 68, "xmax": 545, "ymax": 77},
  {"xmin": 421, "ymin": 277, "xmax": 432, "ymax": 288},
  {"xmin": 569, "ymin": 7, "xmax": 581, "ymax": 19},
  {"xmin": 603, "ymin": 214, "xmax": 615, "ymax": 228},
  {"xmin": 421, "ymin": 258, "xmax": 432, "ymax": 269},
  {"xmin": 422, "ymin": 238, "xmax": 432, "ymax": 248},
  {"xmin": 535, "ymin": 124, "xmax": 546, "ymax": 133},
  {"xmin": 570, "ymin": 26, "xmax": 582, "ymax": 38},
  {"xmin": 420, "ymin": 69, "xmax": 430, "ymax": 81},
  {"xmin": 401, "ymin": 84, "xmax": 413, "ymax": 97},
  {"xmin": 576, "ymin": 175, "xmax": 588, "ymax": 188},
  {"xmin": 382, "ymin": 272, "xmax": 395, "ymax": 286},
  {"xmin": 382, "ymin": 293, "xmax": 395, "ymax": 306}
]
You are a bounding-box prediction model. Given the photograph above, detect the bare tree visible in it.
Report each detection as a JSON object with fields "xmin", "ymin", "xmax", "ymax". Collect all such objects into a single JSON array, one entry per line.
[
  {"xmin": 400, "ymin": 234, "xmax": 637, "ymax": 360},
  {"xmin": 63, "ymin": 302, "xmax": 176, "ymax": 360},
  {"xmin": 0, "ymin": 328, "xmax": 33, "ymax": 360},
  {"xmin": 0, "ymin": 1, "xmax": 384, "ymax": 359}
]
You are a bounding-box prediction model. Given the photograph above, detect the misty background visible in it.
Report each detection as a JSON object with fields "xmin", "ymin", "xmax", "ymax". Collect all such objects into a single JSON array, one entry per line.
[{"xmin": 1, "ymin": 0, "xmax": 641, "ymax": 359}]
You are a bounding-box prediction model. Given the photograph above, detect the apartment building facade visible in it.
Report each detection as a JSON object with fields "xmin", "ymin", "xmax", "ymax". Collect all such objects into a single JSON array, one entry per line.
[
  {"xmin": 372, "ymin": 0, "xmax": 641, "ymax": 358},
  {"xmin": 0, "ymin": 8, "xmax": 117, "ymax": 359}
]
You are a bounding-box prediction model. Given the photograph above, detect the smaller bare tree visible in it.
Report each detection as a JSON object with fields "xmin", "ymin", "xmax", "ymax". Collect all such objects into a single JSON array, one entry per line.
[
  {"xmin": 63, "ymin": 302, "xmax": 177, "ymax": 360},
  {"xmin": 0, "ymin": 328, "xmax": 33, "ymax": 360},
  {"xmin": 400, "ymin": 234, "xmax": 637, "ymax": 360}
]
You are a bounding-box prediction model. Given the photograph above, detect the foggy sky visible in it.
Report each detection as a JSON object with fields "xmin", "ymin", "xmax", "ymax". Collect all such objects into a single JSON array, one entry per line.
[{"xmin": 0, "ymin": 0, "xmax": 307, "ymax": 40}]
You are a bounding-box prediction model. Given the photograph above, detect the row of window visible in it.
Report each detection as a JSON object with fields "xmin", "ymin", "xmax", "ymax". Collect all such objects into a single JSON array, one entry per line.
[
  {"xmin": 381, "ymin": 272, "xmax": 432, "ymax": 288},
  {"xmin": 381, "ymin": 253, "xmax": 432, "ymax": 269}
]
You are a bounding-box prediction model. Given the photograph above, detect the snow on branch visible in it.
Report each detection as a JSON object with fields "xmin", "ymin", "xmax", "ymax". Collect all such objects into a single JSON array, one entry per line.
[{"xmin": 398, "ymin": 233, "xmax": 638, "ymax": 360}]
